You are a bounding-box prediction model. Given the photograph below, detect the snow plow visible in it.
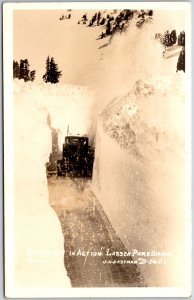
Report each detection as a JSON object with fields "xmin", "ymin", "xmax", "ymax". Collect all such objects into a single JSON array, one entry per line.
[{"xmin": 57, "ymin": 136, "xmax": 94, "ymax": 177}]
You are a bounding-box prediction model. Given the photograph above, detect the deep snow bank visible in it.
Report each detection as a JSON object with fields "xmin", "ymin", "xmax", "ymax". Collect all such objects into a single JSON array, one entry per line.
[
  {"xmin": 92, "ymin": 75, "xmax": 185, "ymax": 287},
  {"xmin": 14, "ymin": 79, "xmax": 95, "ymax": 146},
  {"xmin": 13, "ymin": 79, "xmax": 94, "ymax": 287}
]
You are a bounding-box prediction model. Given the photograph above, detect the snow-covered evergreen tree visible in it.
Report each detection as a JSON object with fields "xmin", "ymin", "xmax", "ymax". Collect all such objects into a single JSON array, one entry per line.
[
  {"xmin": 30, "ymin": 70, "xmax": 36, "ymax": 82},
  {"xmin": 178, "ymin": 31, "xmax": 185, "ymax": 46},
  {"xmin": 97, "ymin": 11, "xmax": 101, "ymax": 25},
  {"xmin": 170, "ymin": 29, "xmax": 177, "ymax": 45},
  {"xmin": 13, "ymin": 60, "xmax": 20, "ymax": 79},
  {"xmin": 106, "ymin": 20, "xmax": 111, "ymax": 35},
  {"xmin": 163, "ymin": 31, "xmax": 171, "ymax": 47},
  {"xmin": 43, "ymin": 56, "xmax": 62, "ymax": 84},
  {"xmin": 176, "ymin": 47, "xmax": 185, "ymax": 72},
  {"xmin": 13, "ymin": 59, "xmax": 36, "ymax": 82},
  {"xmin": 19, "ymin": 59, "xmax": 30, "ymax": 82}
]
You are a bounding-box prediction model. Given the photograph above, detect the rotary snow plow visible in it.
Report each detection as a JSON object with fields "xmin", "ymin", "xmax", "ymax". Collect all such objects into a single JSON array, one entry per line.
[{"xmin": 57, "ymin": 136, "xmax": 94, "ymax": 177}]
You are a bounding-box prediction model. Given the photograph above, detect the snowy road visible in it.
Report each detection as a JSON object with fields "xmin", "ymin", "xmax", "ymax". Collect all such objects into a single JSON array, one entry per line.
[{"xmin": 48, "ymin": 177, "xmax": 145, "ymax": 287}]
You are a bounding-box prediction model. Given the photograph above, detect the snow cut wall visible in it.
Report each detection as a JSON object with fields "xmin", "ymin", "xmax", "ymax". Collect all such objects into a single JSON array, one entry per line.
[
  {"xmin": 13, "ymin": 79, "xmax": 94, "ymax": 289},
  {"xmin": 92, "ymin": 75, "xmax": 185, "ymax": 287}
]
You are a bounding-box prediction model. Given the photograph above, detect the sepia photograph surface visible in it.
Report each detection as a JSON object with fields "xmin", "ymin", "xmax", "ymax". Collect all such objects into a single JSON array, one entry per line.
[{"xmin": 3, "ymin": 2, "xmax": 191, "ymax": 298}]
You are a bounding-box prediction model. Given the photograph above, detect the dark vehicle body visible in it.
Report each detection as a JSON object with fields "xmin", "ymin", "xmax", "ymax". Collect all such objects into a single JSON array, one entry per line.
[{"xmin": 57, "ymin": 136, "xmax": 94, "ymax": 177}]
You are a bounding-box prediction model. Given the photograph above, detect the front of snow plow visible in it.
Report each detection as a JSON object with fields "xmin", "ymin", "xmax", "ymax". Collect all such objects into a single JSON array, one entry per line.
[{"xmin": 57, "ymin": 136, "xmax": 94, "ymax": 178}]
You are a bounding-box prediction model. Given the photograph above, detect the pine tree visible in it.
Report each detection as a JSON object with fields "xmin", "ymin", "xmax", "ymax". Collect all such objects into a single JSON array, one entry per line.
[
  {"xmin": 176, "ymin": 47, "xmax": 185, "ymax": 72},
  {"xmin": 90, "ymin": 13, "xmax": 97, "ymax": 26},
  {"xmin": 19, "ymin": 60, "xmax": 25, "ymax": 80},
  {"xmin": 97, "ymin": 11, "xmax": 101, "ymax": 25},
  {"xmin": 178, "ymin": 31, "xmax": 185, "ymax": 46},
  {"xmin": 42, "ymin": 56, "xmax": 62, "ymax": 84},
  {"xmin": 123, "ymin": 9, "xmax": 133, "ymax": 21},
  {"xmin": 23, "ymin": 59, "xmax": 30, "ymax": 82},
  {"xmin": 106, "ymin": 20, "xmax": 111, "ymax": 35},
  {"xmin": 100, "ymin": 17, "xmax": 105, "ymax": 25},
  {"xmin": 43, "ymin": 56, "xmax": 51, "ymax": 83},
  {"xmin": 170, "ymin": 30, "xmax": 177, "ymax": 45},
  {"xmin": 13, "ymin": 59, "xmax": 36, "ymax": 82},
  {"xmin": 30, "ymin": 70, "xmax": 36, "ymax": 82},
  {"xmin": 49, "ymin": 57, "xmax": 61, "ymax": 83},
  {"xmin": 82, "ymin": 14, "xmax": 87, "ymax": 21},
  {"xmin": 13, "ymin": 60, "xmax": 20, "ymax": 79},
  {"xmin": 163, "ymin": 31, "xmax": 171, "ymax": 47},
  {"xmin": 19, "ymin": 59, "xmax": 30, "ymax": 82}
]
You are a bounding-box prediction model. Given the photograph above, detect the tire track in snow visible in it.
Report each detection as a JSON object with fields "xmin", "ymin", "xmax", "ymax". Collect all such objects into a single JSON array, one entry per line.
[{"xmin": 48, "ymin": 177, "xmax": 145, "ymax": 287}]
